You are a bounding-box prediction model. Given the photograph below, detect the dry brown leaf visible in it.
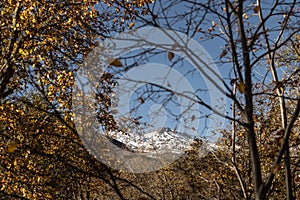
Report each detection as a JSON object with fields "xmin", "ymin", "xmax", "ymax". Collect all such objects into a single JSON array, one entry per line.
[
  {"xmin": 107, "ymin": 58, "xmax": 123, "ymax": 67},
  {"xmin": 272, "ymin": 164, "xmax": 280, "ymax": 175},
  {"xmin": 254, "ymin": 5, "xmax": 260, "ymax": 13},
  {"xmin": 138, "ymin": 97, "xmax": 145, "ymax": 104},
  {"xmin": 111, "ymin": 109, "xmax": 118, "ymax": 114},
  {"xmin": 237, "ymin": 81, "xmax": 246, "ymax": 93},
  {"xmin": 168, "ymin": 51, "xmax": 174, "ymax": 61},
  {"xmin": 191, "ymin": 115, "xmax": 196, "ymax": 121},
  {"xmin": 152, "ymin": 14, "xmax": 158, "ymax": 20},
  {"xmin": 219, "ymin": 49, "xmax": 227, "ymax": 58}
]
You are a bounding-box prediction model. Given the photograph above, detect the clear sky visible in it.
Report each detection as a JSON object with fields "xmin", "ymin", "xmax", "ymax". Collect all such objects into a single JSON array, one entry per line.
[
  {"xmin": 75, "ymin": 0, "xmax": 231, "ymax": 142},
  {"xmin": 78, "ymin": 0, "xmax": 291, "ymax": 141}
]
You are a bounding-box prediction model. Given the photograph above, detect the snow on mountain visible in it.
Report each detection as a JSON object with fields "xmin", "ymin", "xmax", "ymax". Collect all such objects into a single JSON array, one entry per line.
[{"xmin": 106, "ymin": 128, "xmax": 207, "ymax": 155}]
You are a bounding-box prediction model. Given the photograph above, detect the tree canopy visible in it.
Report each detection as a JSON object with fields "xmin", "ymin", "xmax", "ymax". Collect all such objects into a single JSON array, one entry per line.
[{"xmin": 0, "ymin": 0, "xmax": 299, "ymax": 199}]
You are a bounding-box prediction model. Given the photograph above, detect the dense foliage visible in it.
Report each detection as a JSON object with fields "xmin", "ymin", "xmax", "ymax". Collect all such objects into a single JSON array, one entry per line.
[{"xmin": 0, "ymin": 0, "xmax": 299, "ymax": 199}]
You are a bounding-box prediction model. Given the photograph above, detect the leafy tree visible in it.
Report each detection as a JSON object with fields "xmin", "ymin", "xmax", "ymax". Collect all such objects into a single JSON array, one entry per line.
[
  {"xmin": 0, "ymin": 0, "xmax": 153, "ymax": 199},
  {"xmin": 103, "ymin": 0, "xmax": 300, "ymax": 199},
  {"xmin": 1, "ymin": 0, "xmax": 299, "ymax": 199}
]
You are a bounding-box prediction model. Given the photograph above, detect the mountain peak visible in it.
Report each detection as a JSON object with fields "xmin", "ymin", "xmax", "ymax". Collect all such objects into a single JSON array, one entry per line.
[{"xmin": 105, "ymin": 128, "xmax": 196, "ymax": 155}]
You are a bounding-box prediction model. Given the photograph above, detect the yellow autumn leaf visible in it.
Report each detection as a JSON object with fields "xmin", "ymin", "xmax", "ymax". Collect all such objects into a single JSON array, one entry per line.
[
  {"xmin": 168, "ymin": 51, "xmax": 174, "ymax": 61},
  {"xmin": 47, "ymin": 91, "xmax": 53, "ymax": 96},
  {"xmin": 237, "ymin": 81, "xmax": 245, "ymax": 93},
  {"xmin": 19, "ymin": 48, "xmax": 28, "ymax": 56},
  {"xmin": 67, "ymin": 18, "xmax": 72, "ymax": 24},
  {"xmin": 57, "ymin": 74, "xmax": 63, "ymax": 80},
  {"xmin": 243, "ymin": 13, "xmax": 249, "ymax": 19},
  {"xmin": 7, "ymin": 142, "xmax": 18, "ymax": 153},
  {"xmin": 0, "ymin": 184, "xmax": 5, "ymax": 191},
  {"xmin": 20, "ymin": 14, "xmax": 26, "ymax": 20},
  {"xmin": 129, "ymin": 22, "xmax": 135, "ymax": 29}
]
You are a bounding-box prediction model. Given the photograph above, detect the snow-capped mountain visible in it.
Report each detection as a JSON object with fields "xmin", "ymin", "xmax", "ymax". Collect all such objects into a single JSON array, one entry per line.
[{"xmin": 106, "ymin": 127, "xmax": 211, "ymax": 155}]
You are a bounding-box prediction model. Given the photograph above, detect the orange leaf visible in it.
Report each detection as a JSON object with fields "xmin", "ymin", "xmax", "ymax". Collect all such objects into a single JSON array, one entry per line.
[
  {"xmin": 168, "ymin": 51, "xmax": 174, "ymax": 61},
  {"xmin": 254, "ymin": 5, "xmax": 260, "ymax": 13},
  {"xmin": 129, "ymin": 22, "xmax": 135, "ymax": 29}
]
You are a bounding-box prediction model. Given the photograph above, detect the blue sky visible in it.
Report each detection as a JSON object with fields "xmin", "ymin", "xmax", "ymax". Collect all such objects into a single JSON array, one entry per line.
[
  {"xmin": 99, "ymin": 26, "xmax": 228, "ymax": 141},
  {"xmin": 76, "ymin": 0, "xmax": 296, "ymax": 141},
  {"xmin": 74, "ymin": 1, "xmax": 231, "ymax": 141}
]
